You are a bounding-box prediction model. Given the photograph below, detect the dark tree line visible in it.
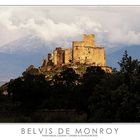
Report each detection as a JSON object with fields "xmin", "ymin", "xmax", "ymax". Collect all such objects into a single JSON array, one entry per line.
[{"xmin": 5, "ymin": 51, "xmax": 140, "ymax": 122}]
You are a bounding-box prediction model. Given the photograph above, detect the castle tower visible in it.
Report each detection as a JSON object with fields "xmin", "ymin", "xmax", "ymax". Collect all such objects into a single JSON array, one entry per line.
[
  {"xmin": 72, "ymin": 34, "xmax": 106, "ymax": 66},
  {"xmin": 53, "ymin": 48, "xmax": 64, "ymax": 66},
  {"xmin": 83, "ymin": 34, "xmax": 95, "ymax": 47},
  {"xmin": 64, "ymin": 48, "xmax": 72, "ymax": 64}
]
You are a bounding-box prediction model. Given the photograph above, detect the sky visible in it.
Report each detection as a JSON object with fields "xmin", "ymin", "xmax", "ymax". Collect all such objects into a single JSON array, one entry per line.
[
  {"xmin": 0, "ymin": 6, "xmax": 140, "ymax": 81},
  {"xmin": 1, "ymin": 6, "xmax": 140, "ymax": 50}
]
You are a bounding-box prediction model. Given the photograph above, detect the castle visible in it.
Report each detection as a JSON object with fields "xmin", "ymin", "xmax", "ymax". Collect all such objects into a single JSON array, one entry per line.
[{"xmin": 41, "ymin": 34, "xmax": 112, "ymax": 73}]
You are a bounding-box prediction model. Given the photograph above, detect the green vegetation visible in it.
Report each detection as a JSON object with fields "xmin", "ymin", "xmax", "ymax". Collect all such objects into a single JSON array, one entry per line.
[{"xmin": 0, "ymin": 50, "xmax": 140, "ymax": 122}]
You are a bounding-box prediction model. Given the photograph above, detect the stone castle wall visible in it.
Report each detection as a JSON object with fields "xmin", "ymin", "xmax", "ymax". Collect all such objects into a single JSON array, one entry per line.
[
  {"xmin": 72, "ymin": 34, "xmax": 106, "ymax": 66},
  {"xmin": 83, "ymin": 34, "xmax": 95, "ymax": 47},
  {"xmin": 53, "ymin": 48, "xmax": 64, "ymax": 66},
  {"xmin": 43, "ymin": 34, "xmax": 111, "ymax": 72},
  {"xmin": 64, "ymin": 48, "xmax": 72, "ymax": 64}
]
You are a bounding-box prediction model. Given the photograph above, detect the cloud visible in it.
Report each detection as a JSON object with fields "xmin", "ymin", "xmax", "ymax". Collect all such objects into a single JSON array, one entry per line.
[
  {"xmin": 0, "ymin": 7, "xmax": 140, "ymax": 51},
  {"xmin": 0, "ymin": 7, "xmax": 105, "ymax": 49},
  {"xmin": 122, "ymin": 30, "xmax": 140, "ymax": 45}
]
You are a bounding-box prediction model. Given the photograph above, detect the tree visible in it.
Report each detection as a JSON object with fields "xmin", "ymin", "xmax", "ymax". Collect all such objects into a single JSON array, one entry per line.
[
  {"xmin": 118, "ymin": 51, "xmax": 140, "ymax": 90},
  {"xmin": 8, "ymin": 73, "xmax": 50, "ymax": 111},
  {"xmin": 53, "ymin": 68, "xmax": 79, "ymax": 86},
  {"xmin": 118, "ymin": 50, "xmax": 139, "ymax": 75},
  {"xmin": 82, "ymin": 66, "xmax": 105, "ymax": 93}
]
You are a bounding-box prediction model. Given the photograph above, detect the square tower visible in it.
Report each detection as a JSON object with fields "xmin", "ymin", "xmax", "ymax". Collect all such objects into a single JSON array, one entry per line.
[
  {"xmin": 72, "ymin": 34, "xmax": 106, "ymax": 66},
  {"xmin": 83, "ymin": 34, "xmax": 95, "ymax": 47}
]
